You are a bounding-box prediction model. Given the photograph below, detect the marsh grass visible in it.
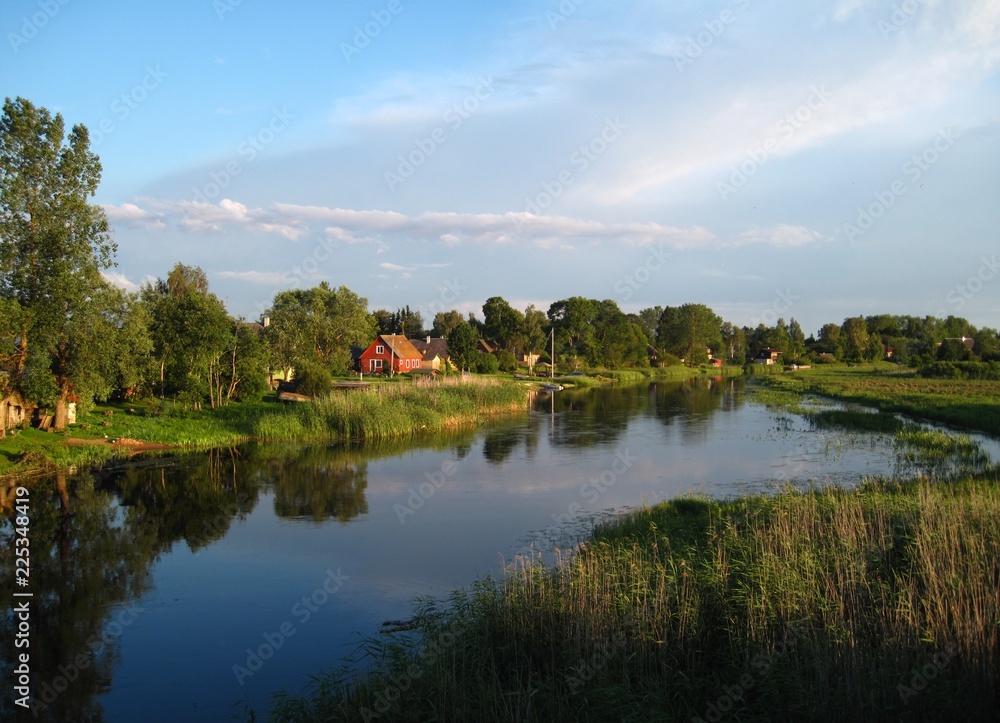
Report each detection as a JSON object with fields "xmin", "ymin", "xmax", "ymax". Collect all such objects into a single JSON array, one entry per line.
[
  {"xmin": 252, "ymin": 376, "xmax": 528, "ymax": 443},
  {"xmin": 269, "ymin": 475, "xmax": 1000, "ymax": 722}
]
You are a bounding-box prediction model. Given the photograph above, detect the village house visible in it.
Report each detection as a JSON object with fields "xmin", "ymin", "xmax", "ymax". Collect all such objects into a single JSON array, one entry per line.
[
  {"xmin": 358, "ymin": 334, "xmax": 423, "ymax": 374},
  {"xmin": 410, "ymin": 336, "xmax": 450, "ymax": 372},
  {"xmin": 754, "ymin": 348, "xmax": 783, "ymax": 365}
]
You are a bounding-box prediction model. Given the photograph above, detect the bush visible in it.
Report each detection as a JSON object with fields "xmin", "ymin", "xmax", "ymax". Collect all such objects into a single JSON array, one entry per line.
[
  {"xmin": 918, "ymin": 361, "xmax": 1000, "ymax": 380},
  {"xmin": 495, "ymin": 349, "xmax": 518, "ymax": 373},
  {"xmin": 474, "ymin": 352, "xmax": 500, "ymax": 375},
  {"xmin": 294, "ymin": 361, "xmax": 334, "ymax": 396}
]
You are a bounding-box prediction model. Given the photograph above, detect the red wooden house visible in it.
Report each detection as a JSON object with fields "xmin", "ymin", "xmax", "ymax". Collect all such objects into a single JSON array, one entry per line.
[{"xmin": 358, "ymin": 335, "xmax": 423, "ymax": 374}]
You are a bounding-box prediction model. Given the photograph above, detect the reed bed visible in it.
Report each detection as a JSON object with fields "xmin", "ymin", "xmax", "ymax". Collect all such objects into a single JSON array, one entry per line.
[
  {"xmin": 252, "ymin": 377, "xmax": 528, "ymax": 443},
  {"xmin": 269, "ymin": 475, "xmax": 1000, "ymax": 722}
]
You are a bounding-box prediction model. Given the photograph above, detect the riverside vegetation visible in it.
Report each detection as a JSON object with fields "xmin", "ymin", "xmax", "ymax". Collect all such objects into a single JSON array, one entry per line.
[
  {"xmin": 265, "ymin": 369, "xmax": 1000, "ymax": 722},
  {"xmin": 0, "ymin": 377, "xmax": 528, "ymax": 478}
]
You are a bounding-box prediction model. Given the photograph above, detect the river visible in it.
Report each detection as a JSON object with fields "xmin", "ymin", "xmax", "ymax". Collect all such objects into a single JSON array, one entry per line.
[{"xmin": 1, "ymin": 378, "xmax": 995, "ymax": 721}]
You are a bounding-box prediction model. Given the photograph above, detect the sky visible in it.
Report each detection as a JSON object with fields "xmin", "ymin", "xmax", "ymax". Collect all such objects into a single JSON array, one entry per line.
[{"xmin": 2, "ymin": 0, "xmax": 998, "ymax": 336}]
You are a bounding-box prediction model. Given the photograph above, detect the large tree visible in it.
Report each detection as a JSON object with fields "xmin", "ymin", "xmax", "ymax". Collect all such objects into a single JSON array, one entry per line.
[
  {"xmin": 482, "ymin": 296, "xmax": 522, "ymax": 351},
  {"xmin": 0, "ymin": 97, "xmax": 117, "ymax": 428},
  {"xmin": 657, "ymin": 304, "xmax": 722, "ymax": 365},
  {"xmin": 267, "ymin": 283, "xmax": 375, "ymax": 375}
]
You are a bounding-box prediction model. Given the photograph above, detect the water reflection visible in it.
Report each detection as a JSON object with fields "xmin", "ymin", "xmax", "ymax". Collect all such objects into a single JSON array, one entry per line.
[{"xmin": 6, "ymin": 378, "xmax": 977, "ymax": 722}]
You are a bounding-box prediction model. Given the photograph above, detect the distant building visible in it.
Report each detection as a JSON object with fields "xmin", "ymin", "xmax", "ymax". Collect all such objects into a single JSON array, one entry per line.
[
  {"xmin": 410, "ymin": 337, "xmax": 450, "ymax": 371},
  {"xmin": 754, "ymin": 349, "xmax": 782, "ymax": 365},
  {"xmin": 358, "ymin": 334, "xmax": 423, "ymax": 374}
]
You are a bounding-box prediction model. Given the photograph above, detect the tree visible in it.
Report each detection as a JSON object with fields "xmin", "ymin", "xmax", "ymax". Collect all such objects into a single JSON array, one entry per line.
[
  {"xmin": 432, "ymin": 310, "xmax": 464, "ymax": 338},
  {"xmin": 816, "ymin": 323, "xmax": 842, "ymax": 357},
  {"xmin": 840, "ymin": 316, "xmax": 871, "ymax": 362},
  {"xmin": 519, "ymin": 305, "xmax": 548, "ymax": 373},
  {"xmin": 720, "ymin": 322, "xmax": 746, "ymax": 364},
  {"xmin": 446, "ymin": 319, "xmax": 478, "ymax": 372},
  {"xmin": 482, "ymin": 296, "xmax": 522, "ymax": 351},
  {"xmin": 636, "ymin": 306, "xmax": 663, "ymax": 346},
  {"xmin": 392, "ymin": 305, "xmax": 424, "ymax": 337},
  {"xmin": 658, "ymin": 304, "xmax": 722, "ymax": 365},
  {"xmin": 548, "ymin": 297, "xmax": 596, "ymax": 358},
  {"xmin": 372, "ymin": 309, "xmax": 394, "ymax": 336},
  {"xmin": 268, "ymin": 283, "xmax": 376, "ymax": 375},
  {"xmin": 0, "ymin": 97, "xmax": 117, "ymax": 428}
]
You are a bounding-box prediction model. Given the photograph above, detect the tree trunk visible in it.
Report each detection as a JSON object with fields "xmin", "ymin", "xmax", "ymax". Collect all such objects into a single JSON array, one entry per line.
[{"xmin": 53, "ymin": 390, "xmax": 70, "ymax": 431}]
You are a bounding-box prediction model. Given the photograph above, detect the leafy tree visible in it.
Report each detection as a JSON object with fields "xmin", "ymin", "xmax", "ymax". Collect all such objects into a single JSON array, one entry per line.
[
  {"xmin": 392, "ymin": 305, "xmax": 424, "ymax": 337},
  {"xmin": 519, "ymin": 304, "xmax": 548, "ymax": 373},
  {"xmin": 548, "ymin": 297, "xmax": 596, "ymax": 357},
  {"xmin": 973, "ymin": 327, "xmax": 1000, "ymax": 361},
  {"xmin": 816, "ymin": 323, "xmax": 843, "ymax": 357},
  {"xmin": 636, "ymin": 306, "xmax": 663, "ymax": 346},
  {"xmin": 937, "ymin": 338, "xmax": 974, "ymax": 362},
  {"xmin": 0, "ymin": 97, "xmax": 116, "ymax": 428},
  {"xmin": 446, "ymin": 319, "xmax": 478, "ymax": 372},
  {"xmin": 166, "ymin": 263, "xmax": 209, "ymax": 297},
  {"xmin": 658, "ymin": 304, "xmax": 722, "ymax": 365},
  {"xmin": 720, "ymin": 322, "xmax": 746, "ymax": 364},
  {"xmin": 432, "ymin": 310, "xmax": 464, "ymax": 338},
  {"xmin": 788, "ymin": 318, "xmax": 807, "ymax": 359},
  {"xmin": 267, "ymin": 283, "xmax": 375, "ymax": 375},
  {"xmin": 482, "ymin": 296, "xmax": 522, "ymax": 351},
  {"xmin": 496, "ymin": 349, "xmax": 518, "ymax": 373},
  {"xmin": 840, "ymin": 316, "xmax": 871, "ymax": 362},
  {"xmin": 372, "ymin": 309, "xmax": 394, "ymax": 336}
]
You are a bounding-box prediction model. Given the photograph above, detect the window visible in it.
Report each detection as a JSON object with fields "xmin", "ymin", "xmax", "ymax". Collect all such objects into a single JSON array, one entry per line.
[
  {"xmin": 373, "ymin": 359, "xmax": 382, "ymax": 370},
  {"xmin": 405, "ymin": 359, "xmax": 410, "ymax": 369},
  {"xmin": 376, "ymin": 345, "xmax": 384, "ymax": 354}
]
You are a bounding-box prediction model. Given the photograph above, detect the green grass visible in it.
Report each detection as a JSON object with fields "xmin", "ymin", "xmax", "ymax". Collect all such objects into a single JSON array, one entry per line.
[
  {"xmin": 754, "ymin": 363, "xmax": 1000, "ymax": 435},
  {"xmin": 268, "ymin": 473, "xmax": 1000, "ymax": 722},
  {"xmin": 0, "ymin": 378, "xmax": 530, "ymax": 478}
]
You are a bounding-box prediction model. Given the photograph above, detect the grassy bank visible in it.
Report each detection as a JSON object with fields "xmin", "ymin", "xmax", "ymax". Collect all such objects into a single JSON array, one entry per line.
[
  {"xmin": 754, "ymin": 363, "xmax": 1000, "ymax": 436},
  {"xmin": 0, "ymin": 377, "xmax": 529, "ymax": 477},
  {"xmin": 269, "ymin": 472, "xmax": 1000, "ymax": 722}
]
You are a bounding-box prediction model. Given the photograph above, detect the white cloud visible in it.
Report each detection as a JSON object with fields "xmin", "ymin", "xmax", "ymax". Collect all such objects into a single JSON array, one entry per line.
[
  {"xmin": 103, "ymin": 198, "xmax": 828, "ymax": 252},
  {"xmin": 215, "ymin": 270, "xmax": 290, "ymax": 285},
  {"xmin": 102, "ymin": 202, "xmax": 165, "ymax": 230}
]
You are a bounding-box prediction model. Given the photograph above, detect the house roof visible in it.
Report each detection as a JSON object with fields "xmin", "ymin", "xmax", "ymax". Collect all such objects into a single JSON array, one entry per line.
[
  {"xmin": 478, "ymin": 339, "xmax": 497, "ymax": 354},
  {"xmin": 374, "ymin": 334, "xmax": 423, "ymax": 360},
  {"xmin": 943, "ymin": 336, "xmax": 976, "ymax": 350},
  {"xmin": 410, "ymin": 337, "xmax": 450, "ymax": 361}
]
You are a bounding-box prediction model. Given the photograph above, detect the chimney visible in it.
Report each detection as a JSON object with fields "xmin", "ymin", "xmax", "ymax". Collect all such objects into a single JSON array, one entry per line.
[
  {"xmin": 262, "ymin": 315, "xmax": 270, "ymax": 328},
  {"xmin": 426, "ymin": 336, "xmax": 431, "ymax": 344}
]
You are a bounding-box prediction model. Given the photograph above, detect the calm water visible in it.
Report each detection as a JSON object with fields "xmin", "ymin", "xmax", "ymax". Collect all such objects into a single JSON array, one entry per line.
[{"xmin": 2, "ymin": 379, "xmax": 995, "ymax": 721}]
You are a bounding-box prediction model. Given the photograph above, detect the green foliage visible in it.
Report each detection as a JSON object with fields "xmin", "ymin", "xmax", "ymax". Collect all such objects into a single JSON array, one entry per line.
[
  {"xmin": 482, "ymin": 295, "xmax": 522, "ymax": 350},
  {"xmin": 0, "ymin": 97, "xmax": 116, "ymax": 427},
  {"xmin": 446, "ymin": 319, "xmax": 478, "ymax": 371},
  {"xmin": 657, "ymin": 303, "xmax": 722, "ymax": 364},
  {"xmin": 267, "ymin": 283, "xmax": 376, "ymax": 375},
  {"xmin": 294, "ymin": 360, "xmax": 334, "ymax": 397},
  {"xmin": 474, "ymin": 351, "xmax": 500, "ymax": 374},
  {"xmin": 919, "ymin": 361, "xmax": 1000, "ymax": 380},
  {"xmin": 495, "ymin": 349, "xmax": 518, "ymax": 373}
]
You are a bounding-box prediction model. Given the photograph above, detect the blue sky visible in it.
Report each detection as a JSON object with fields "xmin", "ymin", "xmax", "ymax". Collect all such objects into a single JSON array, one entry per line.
[{"xmin": 2, "ymin": 0, "xmax": 998, "ymax": 335}]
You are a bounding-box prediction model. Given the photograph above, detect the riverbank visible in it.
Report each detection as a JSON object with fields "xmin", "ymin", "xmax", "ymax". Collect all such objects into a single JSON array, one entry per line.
[
  {"xmin": 264, "ymin": 368, "xmax": 1000, "ymax": 722},
  {"xmin": 0, "ymin": 376, "xmax": 529, "ymax": 479},
  {"xmin": 268, "ymin": 469, "xmax": 1000, "ymax": 722},
  {"xmin": 753, "ymin": 363, "xmax": 1000, "ymax": 436}
]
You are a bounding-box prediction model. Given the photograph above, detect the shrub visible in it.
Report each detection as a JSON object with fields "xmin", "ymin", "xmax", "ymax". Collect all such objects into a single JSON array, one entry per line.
[{"xmin": 294, "ymin": 361, "xmax": 334, "ymax": 396}]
